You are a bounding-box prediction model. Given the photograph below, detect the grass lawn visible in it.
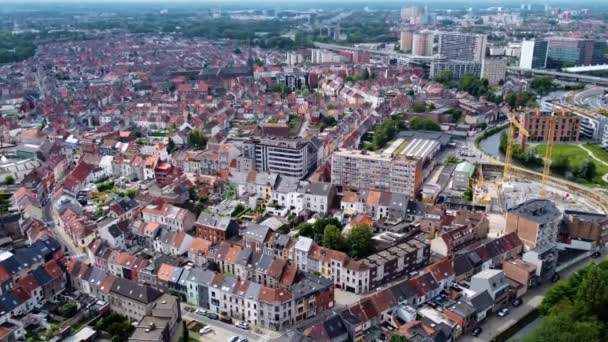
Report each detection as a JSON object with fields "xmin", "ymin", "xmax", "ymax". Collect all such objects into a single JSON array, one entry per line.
[
  {"xmin": 535, "ymin": 144, "xmax": 608, "ymax": 187},
  {"xmin": 584, "ymin": 143, "xmax": 608, "ymax": 165}
]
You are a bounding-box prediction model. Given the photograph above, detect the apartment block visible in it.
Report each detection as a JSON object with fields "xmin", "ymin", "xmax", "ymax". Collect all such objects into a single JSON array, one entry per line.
[
  {"xmin": 516, "ymin": 110, "xmax": 580, "ymax": 148},
  {"xmin": 438, "ymin": 32, "xmax": 486, "ymax": 63},
  {"xmin": 242, "ymin": 137, "xmax": 321, "ymax": 179},
  {"xmin": 505, "ymin": 199, "xmax": 561, "ymax": 251},
  {"xmin": 331, "ymin": 149, "xmax": 423, "ymax": 196}
]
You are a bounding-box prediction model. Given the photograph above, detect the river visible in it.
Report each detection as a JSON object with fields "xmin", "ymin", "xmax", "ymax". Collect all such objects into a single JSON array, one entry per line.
[{"xmin": 478, "ymin": 128, "xmax": 506, "ymax": 160}]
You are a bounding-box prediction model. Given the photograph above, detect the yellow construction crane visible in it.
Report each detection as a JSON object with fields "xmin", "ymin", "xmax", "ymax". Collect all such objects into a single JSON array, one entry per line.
[
  {"xmin": 503, "ymin": 112, "xmax": 529, "ymax": 180},
  {"xmin": 540, "ymin": 114, "xmax": 557, "ymax": 197}
]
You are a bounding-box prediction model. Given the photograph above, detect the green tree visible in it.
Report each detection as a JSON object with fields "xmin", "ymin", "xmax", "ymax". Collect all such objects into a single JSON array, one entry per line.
[
  {"xmin": 390, "ymin": 334, "xmax": 408, "ymax": 342},
  {"xmin": 189, "ymin": 129, "xmax": 207, "ymax": 150},
  {"xmin": 167, "ymin": 138, "xmax": 176, "ymax": 153},
  {"xmin": 574, "ymin": 160, "xmax": 596, "ymax": 181},
  {"xmin": 297, "ymin": 222, "xmax": 314, "ymax": 238},
  {"xmin": 322, "ymin": 225, "xmax": 342, "ymax": 250},
  {"xmin": 575, "ymin": 262, "xmax": 608, "ymax": 321},
  {"xmin": 4, "ymin": 175, "xmax": 14, "ymax": 185},
  {"xmin": 433, "ymin": 70, "xmax": 453, "ymax": 84},
  {"xmin": 523, "ymin": 302, "xmax": 603, "ymax": 342},
  {"xmin": 409, "ymin": 117, "xmax": 441, "ymax": 131},
  {"xmin": 550, "ymin": 155, "xmax": 570, "ymax": 175},
  {"xmin": 463, "ymin": 187, "xmax": 473, "ymax": 202},
  {"xmin": 346, "ymin": 224, "xmax": 374, "ymax": 258}
]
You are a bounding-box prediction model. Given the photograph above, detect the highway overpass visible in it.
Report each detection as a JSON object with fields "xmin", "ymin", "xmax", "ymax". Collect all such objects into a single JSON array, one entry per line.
[{"xmin": 507, "ymin": 66, "xmax": 608, "ymax": 86}]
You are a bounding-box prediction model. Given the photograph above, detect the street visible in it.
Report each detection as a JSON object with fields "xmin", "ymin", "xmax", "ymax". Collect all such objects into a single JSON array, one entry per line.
[{"xmin": 43, "ymin": 200, "xmax": 84, "ymax": 259}]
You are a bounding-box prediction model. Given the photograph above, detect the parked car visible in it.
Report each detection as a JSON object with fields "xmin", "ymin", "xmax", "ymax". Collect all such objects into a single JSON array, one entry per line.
[
  {"xmin": 512, "ymin": 298, "xmax": 522, "ymax": 307},
  {"xmin": 472, "ymin": 327, "xmax": 482, "ymax": 336},
  {"xmin": 220, "ymin": 315, "xmax": 234, "ymax": 324},
  {"xmin": 206, "ymin": 313, "xmax": 219, "ymax": 320},
  {"xmin": 228, "ymin": 337, "xmax": 239, "ymax": 342},
  {"xmin": 238, "ymin": 338, "xmax": 248, "ymax": 342},
  {"xmin": 199, "ymin": 327, "xmax": 212, "ymax": 335},
  {"xmin": 551, "ymin": 273, "xmax": 561, "ymax": 283},
  {"xmin": 497, "ymin": 308, "xmax": 510, "ymax": 317},
  {"xmin": 235, "ymin": 321, "xmax": 249, "ymax": 330},
  {"xmin": 591, "ymin": 251, "xmax": 602, "ymax": 259},
  {"xmin": 195, "ymin": 309, "xmax": 207, "ymax": 316}
]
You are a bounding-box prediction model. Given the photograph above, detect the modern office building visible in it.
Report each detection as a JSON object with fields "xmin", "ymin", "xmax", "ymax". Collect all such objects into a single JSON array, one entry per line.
[
  {"xmin": 242, "ymin": 137, "xmax": 321, "ymax": 179},
  {"xmin": 331, "ymin": 149, "xmax": 424, "ymax": 196},
  {"xmin": 430, "ymin": 60, "xmax": 482, "ymax": 80},
  {"xmin": 310, "ymin": 49, "xmax": 343, "ymax": 64},
  {"xmin": 546, "ymin": 101, "xmax": 608, "ymax": 148},
  {"xmin": 400, "ymin": 31, "xmax": 414, "ymax": 52},
  {"xmin": 519, "ymin": 40, "xmax": 548, "ymax": 69},
  {"xmin": 412, "ymin": 31, "xmax": 434, "ymax": 56},
  {"xmin": 546, "ymin": 37, "xmax": 606, "ymax": 68},
  {"xmin": 438, "ymin": 32, "xmax": 487, "ymax": 63},
  {"xmin": 481, "ymin": 57, "xmax": 507, "ymax": 85},
  {"xmin": 505, "ymin": 199, "xmax": 561, "ymax": 251}
]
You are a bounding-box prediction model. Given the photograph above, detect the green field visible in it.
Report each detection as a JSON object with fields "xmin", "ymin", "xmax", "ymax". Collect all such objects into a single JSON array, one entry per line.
[{"xmin": 535, "ymin": 143, "xmax": 608, "ymax": 187}]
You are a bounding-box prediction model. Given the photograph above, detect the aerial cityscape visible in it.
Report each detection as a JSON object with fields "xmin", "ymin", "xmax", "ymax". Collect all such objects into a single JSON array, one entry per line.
[{"xmin": 1, "ymin": 1, "xmax": 608, "ymax": 341}]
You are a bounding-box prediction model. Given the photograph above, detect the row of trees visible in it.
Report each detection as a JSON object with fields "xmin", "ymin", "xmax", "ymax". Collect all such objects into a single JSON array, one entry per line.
[
  {"xmin": 433, "ymin": 72, "xmax": 503, "ymax": 104},
  {"xmin": 551, "ymin": 156, "xmax": 597, "ymax": 182},
  {"xmin": 297, "ymin": 218, "xmax": 374, "ymax": 258},
  {"xmin": 524, "ymin": 260, "xmax": 608, "ymax": 342}
]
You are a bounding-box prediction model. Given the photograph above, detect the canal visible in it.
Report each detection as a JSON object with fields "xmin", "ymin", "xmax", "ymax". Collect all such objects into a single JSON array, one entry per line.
[
  {"xmin": 507, "ymin": 316, "xmax": 544, "ymax": 341},
  {"xmin": 478, "ymin": 128, "xmax": 505, "ymax": 160}
]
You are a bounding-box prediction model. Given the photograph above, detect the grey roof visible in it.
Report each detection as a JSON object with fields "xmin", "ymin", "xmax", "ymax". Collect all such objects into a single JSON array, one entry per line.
[
  {"xmin": 170, "ymin": 267, "xmax": 184, "ymax": 284},
  {"xmin": 323, "ymin": 315, "xmax": 348, "ymax": 339},
  {"xmin": 274, "ymin": 176, "xmax": 301, "ymax": 193},
  {"xmin": 196, "ymin": 212, "xmax": 233, "ymax": 231},
  {"xmin": 469, "ymin": 290, "xmax": 494, "ymax": 311},
  {"xmin": 447, "ymin": 301, "xmax": 476, "ymax": 318},
  {"xmin": 290, "ymin": 272, "xmax": 333, "ymax": 301},
  {"xmin": 507, "ymin": 199, "xmax": 561, "ymax": 224},
  {"xmin": 244, "ymin": 223, "xmax": 271, "ymax": 244},
  {"xmin": 254, "ymin": 253, "xmax": 273, "ymax": 274},
  {"xmin": 244, "ymin": 281, "xmax": 262, "ymax": 301},
  {"xmin": 302, "ymin": 181, "xmax": 333, "ymax": 196},
  {"xmin": 236, "ymin": 248, "xmax": 253, "ymax": 266},
  {"xmin": 111, "ymin": 277, "xmax": 162, "ymax": 304},
  {"xmin": 178, "ymin": 268, "xmax": 190, "ymax": 287},
  {"xmin": 389, "ymin": 280, "xmax": 417, "ymax": 302},
  {"xmin": 186, "ymin": 268, "xmax": 215, "ymax": 286},
  {"xmin": 86, "ymin": 267, "xmax": 107, "ymax": 288},
  {"xmin": 272, "ymin": 234, "xmax": 291, "ymax": 249}
]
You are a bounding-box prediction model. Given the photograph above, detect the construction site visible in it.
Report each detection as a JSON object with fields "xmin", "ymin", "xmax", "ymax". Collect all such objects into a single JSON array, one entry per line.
[{"xmin": 471, "ymin": 111, "xmax": 608, "ymax": 219}]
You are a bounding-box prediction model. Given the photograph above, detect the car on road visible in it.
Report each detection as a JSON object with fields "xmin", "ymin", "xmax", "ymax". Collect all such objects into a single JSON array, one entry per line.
[
  {"xmin": 238, "ymin": 338, "xmax": 248, "ymax": 342},
  {"xmin": 205, "ymin": 313, "xmax": 219, "ymax": 320},
  {"xmin": 512, "ymin": 298, "xmax": 522, "ymax": 307},
  {"xmin": 227, "ymin": 337, "xmax": 239, "ymax": 342},
  {"xmin": 199, "ymin": 326, "xmax": 212, "ymax": 335},
  {"xmin": 472, "ymin": 327, "xmax": 482, "ymax": 336},
  {"xmin": 551, "ymin": 273, "xmax": 561, "ymax": 283},
  {"xmin": 591, "ymin": 251, "xmax": 602, "ymax": 259},
  {"xmin": 235, "ymin": 321, "xmax": 249, "ymax": 330},
  {"xmin": 497, "ymin": 308, "xmax": 510, "ymax": 317},
  {"xmin": 195, "ymin": 308, "xmax": 207, "ymax": 316},
  {"xmin": 220, "ymin": 315, "xmax": 234, "ymax": 324}
]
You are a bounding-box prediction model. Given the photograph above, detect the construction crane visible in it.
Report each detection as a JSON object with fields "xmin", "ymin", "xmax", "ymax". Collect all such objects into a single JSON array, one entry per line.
[
  {"xmin": 503, "ymin": 112, "xmax": 529, "ymax": 180},
  {"xmin": 540, "ymin": 114, "xmax": 557, "ymax": 197}
]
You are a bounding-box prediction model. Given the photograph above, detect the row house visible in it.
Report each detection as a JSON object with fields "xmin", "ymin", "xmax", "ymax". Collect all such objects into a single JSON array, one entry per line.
[
  {"xmin": 0, "ymin": 237, "xmax": 63, "ymax": 285},
  {"xmin": 67, "ymin": 259, "xmax": 170, "ymax": 322},
  {"xmin": 107, "ymin": 250, "xmax": 150, "ymax": 282},
  {"xmin": 142, "ymin": 202, "xmax": 196, "ymax": 232},
  {"xmin": 153, "ymin": 229, "xmax": 194, "ymax": 256},
  {"xmin": 195, "ymin": 212, "xmax": 239, "ymax": 242},
  {"xmin": 207, "ymin": 241, "xmax": 298, "ymax": 289},
  {"xmin": 60, "ymin": 208, "xmax": 97, "ymax": 252},
  {"xmin": 107, "ymin": 198, "xmax": 141, "ymax": 222},
  {"xmin": 341, "ymin": 190, "xmax": 410, "ymax": 222},
  {"xmin": 292, "ymin": 234, "xmax": 430, "ymax": 295}
]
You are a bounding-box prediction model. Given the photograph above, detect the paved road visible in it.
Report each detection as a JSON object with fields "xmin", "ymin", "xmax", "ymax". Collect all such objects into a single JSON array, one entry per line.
[
  {"xmin": 43, "ymin": 200, "xmax": 84, "ymax": 259},
  {"xmin": 183, "ymin": 311, "xmax": 271, "ymax": 342},
  {"xmin": 461, "ymin": 253, "xmax": 602, "ymax": 342}
]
